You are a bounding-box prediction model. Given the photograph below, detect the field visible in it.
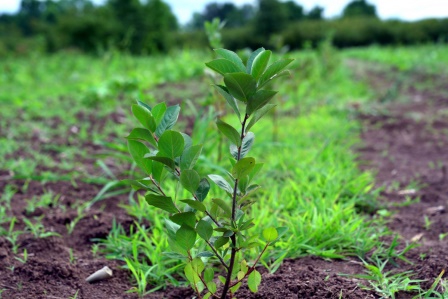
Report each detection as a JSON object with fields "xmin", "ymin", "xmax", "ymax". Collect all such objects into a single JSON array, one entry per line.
[{"xmin": 1, "ymin": 44, "xmax": 448, "ymax": 298}]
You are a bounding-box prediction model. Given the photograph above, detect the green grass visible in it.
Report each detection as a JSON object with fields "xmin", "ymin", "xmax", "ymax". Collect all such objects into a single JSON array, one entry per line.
[{"xmin": 344, "ymin": 44, "xmax": 448, "ymax": 74}]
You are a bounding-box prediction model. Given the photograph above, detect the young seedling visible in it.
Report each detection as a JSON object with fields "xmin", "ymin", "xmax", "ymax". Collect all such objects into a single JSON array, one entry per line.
[{"xmin": 125, "ymin": 48, "xmax": 292, "ymax": 298}]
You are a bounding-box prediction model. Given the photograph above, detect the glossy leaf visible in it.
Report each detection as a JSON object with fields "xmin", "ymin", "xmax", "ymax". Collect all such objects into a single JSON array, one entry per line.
[
  {"xmin": 170, "ymin": 212, "xmax": 196, "ymax": 228},
  {"xmin": 127, "ymin": 140, "xmax": 152, "ymax": 175},
  {"xmin": 231, "ymin": 157, "xmax": 255, "ymax": 179},
  {"xmin": 195, "ymin": 178, "xmax": 210, "ymax": 202},
  {"xmin": 248, "ymin": 270, "xmax": 262, "ymax": 293},
  {"xmin": 224, "ymin": 72, "xmax": 256, "ymax": 103},
  {"xmin": 212, "ymin": 198, "xmax": 232, "ymax": 217},
  {"xmin": 214, "ymin": 48, "xmax": 246, "ymax": 72},
  {"xmin": 180, "ymin": 169, "xmax": 200, "ymax": 194},
  {"xmin": 246, "ymin": 104, "xmax": 276, "ymax": 131},
  {"xmin": 126, "ymin": 128, "xmax": 157, "ymax": 148},
  {"xmin": 214, "ymin": 236, "xmax": 229, "ymax": 249},
  {"xmin": 145, "ymin": 194, "xmax": 178, "ymax": 214},
  {"xmin": 208, "ymin": 174, "xmax": 233, "ymax": 194},
  {"xmin": 158, "ymin": 130, "xmax": 184, "ymax": 159},
  {"xmin": 262, "ymin": 227, "xmax": 278, "ymax": 242},
  {"xmin": 205, "ymin": 59, "xmax": 242, "ymax": 75},
  {"xmin": 176, "ymin": 224, "xmax": 196, "ymax": 251},
  {"xmin": 251, "ymin": 50, "xmax": 271, "ymax": 80},
  {"xmin": 247, "ymin": 90, "xmax": 278, "ymax": 115},
  {"xmin": 230, "ymin": 132, "xmax": 255, "ymax": 159},
  {"xmin": 246, "ymin": 47, "xmax": 265, "ymax": 73},
  {"xmin": 137, "ymin": 100, "xmax": 152, "ymax": 111},
  {"xmin": 180, "ymin": 199, "xmax": 206, "ymax": 212},
  {"xmin": 181, "ymin": 144, "xmax": 202, "ymax": 170},
  {"xmin": 258, "ymin": 58, "xmax": 294, "ymax": 87},
  {"xmin": 214, "ymin": 85, "xmax": 241, "ymax": 120},
  {"xmin": 151, "ymin": 102, "xmax": 167, "ymax": 126},
  {"xmin": 132, "ymin": 104, "xmax": 156, "ymax": 132},
  {"xmin": 155, "ymin": 105, "xmax": 180, "ymax": 137},
  {"xmin": 216, "ymin": 119, "xmax": 241, "ymax": 146},
  {"xmin": 196, "ymin": 220, "xmax": 213, "ymax": 241},
  {"xmin": 151, "ymin": 160, "xmax": 164, "ymax": 182},
  {"xmin": 145, "ymin": 155, "xmax": 175, "ymax": 171}
]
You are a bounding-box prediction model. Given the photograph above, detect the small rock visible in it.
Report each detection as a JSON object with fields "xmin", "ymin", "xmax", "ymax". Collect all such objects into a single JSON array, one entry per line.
[{"xmin": 425, "ymin": 206, "xmax": 445, "ymax": 215}]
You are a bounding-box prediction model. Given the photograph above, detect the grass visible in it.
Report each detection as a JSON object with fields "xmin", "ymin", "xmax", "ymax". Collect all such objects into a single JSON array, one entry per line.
[
  {"xmin": 2, "ymin": 45, "xmax": 448, "ymax": 297},
  {"xmin": 344, "ymin": 44, "xmax": 448, "ymax": 74}
]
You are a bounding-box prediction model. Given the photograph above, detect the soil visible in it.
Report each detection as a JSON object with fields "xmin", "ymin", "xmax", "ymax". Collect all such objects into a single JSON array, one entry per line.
[{"xmin": 1, "ymin": 62, "xmax": 448, "ymax": 298}]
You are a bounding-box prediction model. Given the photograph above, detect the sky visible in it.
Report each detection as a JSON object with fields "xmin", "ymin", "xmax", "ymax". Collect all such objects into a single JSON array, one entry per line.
[{"xmin": 0, "ymin": 0, "xmax": 447, "ymax": 23}]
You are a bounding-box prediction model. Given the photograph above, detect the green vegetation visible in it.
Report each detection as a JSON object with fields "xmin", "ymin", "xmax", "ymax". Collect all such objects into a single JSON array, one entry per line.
[{"xmin": 2, "ymin": 42, "xmax": 448, "ymax": 297}]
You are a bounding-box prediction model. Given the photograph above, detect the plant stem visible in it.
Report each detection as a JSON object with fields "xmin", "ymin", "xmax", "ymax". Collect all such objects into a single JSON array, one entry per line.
[{"xmin": 220, "ymin": 114, "xmax": 249, "ymax": 299}]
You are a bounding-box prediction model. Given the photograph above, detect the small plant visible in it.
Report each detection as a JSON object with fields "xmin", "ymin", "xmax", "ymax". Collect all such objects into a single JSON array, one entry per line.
[
  {"xmin": 124, "ymin": 48, "xmax": 292, "ymax": 298},
  {"xmin": 14, "ymin": 249, "xmax": 28, "ymax": 264},
  {"xmin": 23, "ymin": 216, "xmax": 61, "ymax": 239}
]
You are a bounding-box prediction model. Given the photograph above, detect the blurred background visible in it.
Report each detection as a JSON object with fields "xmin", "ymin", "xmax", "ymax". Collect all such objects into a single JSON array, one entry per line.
[{"xmin": 0, "ymin": 0, "xmax": 447, "ymax": 56}]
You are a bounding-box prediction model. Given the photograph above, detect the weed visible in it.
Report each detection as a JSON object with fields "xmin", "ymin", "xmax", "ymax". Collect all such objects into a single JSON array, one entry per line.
[
  {"xmin": 22, "ymin": 216, "xmax": 61, "ymax": 239},
  {"xmin": 14, "ymin": 249, "xmax": 28, "ymax": 264}
]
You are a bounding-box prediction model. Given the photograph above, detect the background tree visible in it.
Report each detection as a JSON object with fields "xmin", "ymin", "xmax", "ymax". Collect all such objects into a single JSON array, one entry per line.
[
  {"xmin": 306, "ymin": 5, "xmax": 324, "ymax": 20},
  {"xmin": 284, "ymin": 1, "xmax": 304, "ymax": 22},
  {"xmin": 254, "ymin": 0, "xmax": 288, "ymax": 36},
  {"xmin": 342, "ymin": 0, "xmax": 377, "ymax": 18}
]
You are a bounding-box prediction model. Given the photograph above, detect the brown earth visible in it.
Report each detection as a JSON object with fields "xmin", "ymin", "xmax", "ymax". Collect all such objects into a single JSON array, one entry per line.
[{"xmin": 1, "ymin": 62, "xmax": 448, "ymax": 298}]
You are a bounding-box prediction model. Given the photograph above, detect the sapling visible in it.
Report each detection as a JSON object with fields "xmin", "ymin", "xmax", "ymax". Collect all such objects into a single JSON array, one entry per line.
[{"xmin": 125, "ymin": 48, "xmax": 293, "ymax": 298}]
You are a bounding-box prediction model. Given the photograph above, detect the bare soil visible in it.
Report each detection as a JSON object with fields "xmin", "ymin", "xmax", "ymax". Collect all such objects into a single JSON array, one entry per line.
[{"xmin": 1, "ymin": 63, "xmax": 448, "ymax": 298}]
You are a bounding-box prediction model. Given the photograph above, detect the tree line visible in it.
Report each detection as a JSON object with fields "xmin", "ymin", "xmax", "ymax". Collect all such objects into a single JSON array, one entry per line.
[{"xmin": 0, "ymin": 0, "xmax": 446, "ymax": 56}]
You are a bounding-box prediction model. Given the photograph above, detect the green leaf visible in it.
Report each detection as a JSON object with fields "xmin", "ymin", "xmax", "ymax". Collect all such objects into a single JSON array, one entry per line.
[
  {"xmin": 181, "ymin": 133, "xmax": 193, "ymax": 150},
  {"xmin": 230, "ymin": 282, "xmax": 242, "ymax": 294},
  {"xmin": 127, "ymin": 140, "xmax": 152, "ymax": 175},
  {"xmin": 211, "ymin": 198, "xmax": 232, "ymax": 217},
  {"xmin": 224, "ymin": 72, "xmax": 257, "ymax": 103},
  {"xmin": 181, "ymin": 144, "xmax": 203, "ymax": 171},
  {"xmin": 262, "ymin": 227, "xmax": 278, "ymax": 242},
  {"xmin": 216, "ymin": 119, "xmax": 241, "ymax": 146},
  {"xmin": 145, "ymin": 194, "xmax": 178, "ymax": 214},
  {"xmin": 152, "ymin": 159, "xmax": 165, "ymax": 182},
  {"xmin": 158, "ymin": 130, "xmax": 184, "ymax": 159},
  {"xmin": 195, "ymin": 178, "xmax": 210, "ymax": 202},
  {"xmin": 121, "ymin": 179, "xmax": 160, "ymax": 194},
  {"xmin": 132, "ymin": 104, "xmax": 156, "ymax": 132},
  {"xmin": 247, "ymin": 90, "xmax": 278, "ymax": 115},
  {"xmin": 258, "ymin": 58, "xmax": 294, "ymax": 87},
  {"xmin": 231, "ymin": 157, "xmax": 255, "ymax": 179},
  {"xmin": 155, "ymin": 105, "xmax": 180, "ymax": 137},
  {"xmin": 197, "ymin": 251, "xmax": 214, "ymax": 258},
  {"xmin": 196, "ymin": 220, "xmax": 213, "ymax": 241},
  {"xmin": 207, "ymin": 281, "xmax": 217, "ymax": 294},
  {"xmin": 126, "ymin": 128, "xmax": 157, "ymax": 148},
  {"xmin": 180, "ymin": 199, "xmax": 206, "ymax": 212},
  {"xmin": 214, "ymin": 236, "xmax": 229, "ymax": 249},
  {"xmin": 248, "ymin": 270, "xmax": 262, "ymax": 293},
  {"xmin": 151, "ymin": 102, "xmax": 167, "ymax": 126},
  {"xmin": 214, "ymin": 48, "xmax": 246, "ymax": 72},
  {"xmin": 214, "ymin": 85, "xmax": 241, "ymax": 120},
  {"xmin": 176, "ymin": 224, "xmax": 196, "ymax": 251},
  {"xmin": 246, "ymin": 104, "xmax": 276, "ymax": 131},
  {"xmin": 208, "ymin": 174, "xmax": 233, "ymax": 194},
  {"xmin": 230, "ymin": 132, "xmax": 254, "ymax": 159},
  {"xmin": 204, "ymin": 267, "xmax": 214, "ymax": 283},
  {"xmin": 137, "ymin": 100, "xmax": 152, "ymax": 111},
  {"xmin": 246, "ymin": 47, "xmax": 265, "ymax": 73},
  {"xmin": 205, "ymin": 59, "xmax": 242, "ymax": 75},
  {"xmin": 170, "ymin": 212, "xmax": 196, "ymax": 228},
  {"xmin": 180, "ymin": 169, "xmax": 200, "ymax": 194},
  {"xmin": 251, "ymin": 50, "xmax": 272, "ymax": 80},
  {"xmin": 145, "ymin": 155, "xmax": 175, "ymax": 171}
]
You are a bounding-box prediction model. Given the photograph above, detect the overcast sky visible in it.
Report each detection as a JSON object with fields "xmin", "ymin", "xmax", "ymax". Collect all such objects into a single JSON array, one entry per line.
[{"xmin": 1, "ymin": 0, "xmax": 447, "ymax": 23}]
